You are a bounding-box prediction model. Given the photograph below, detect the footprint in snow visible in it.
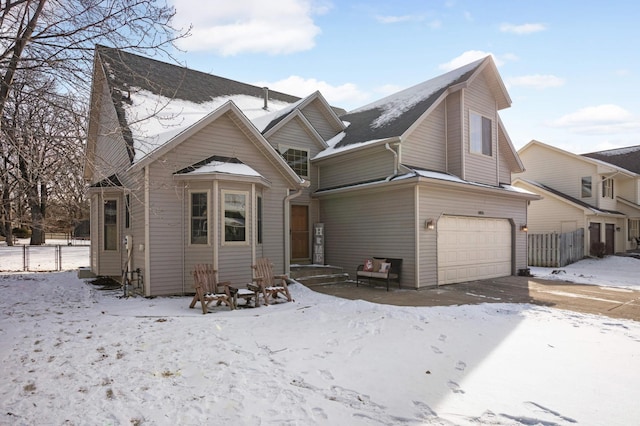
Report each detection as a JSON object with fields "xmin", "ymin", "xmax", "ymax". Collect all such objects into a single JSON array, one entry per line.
[
  {"xmin": 318, "ymin": 369, "xmax": 334, "ymax": 380},
  {"xmin": 455, "ymin": 361, "xmax": 467, "ymax": 371},
  {"xmin": 438, "ymin": 334, "xmax": 447, "ymax": 342},
  {"xmin": 447, "ymin": 380, "xmax": 465, "ymax": 394},
  {"xmin": 431, "ymin": 345, "xmax": 442, "ymax": 354}
]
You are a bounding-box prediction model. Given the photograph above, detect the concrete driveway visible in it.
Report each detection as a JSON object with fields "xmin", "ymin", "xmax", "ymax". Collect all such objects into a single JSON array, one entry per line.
[{"xmin": 307, "ymin": 276, "xmax": 640, "ymax": 322}]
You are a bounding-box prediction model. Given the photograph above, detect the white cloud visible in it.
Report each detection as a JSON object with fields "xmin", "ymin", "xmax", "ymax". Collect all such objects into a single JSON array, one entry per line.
[
  {"xmin": 550, "ymin": 104, "xmax": 640, "ymax": 134},
  {"xmin": 438, "ymin": 50, "xmax": 505, "ymax": 71},
  {"xmin": 170, "ymin": 0, "xmax": 325, "ymax": 55},
  {"xmin": 253, "ymin": 75, "xmax": 369, "ymax": 108},
  {"xmin": 508, "ymin": 74, "xmax": 565, "ymax": 89},
  {"xmin": 375, "ymin": 14, "xmax": 422, "ymax": 24},
  {"xmin": 499, "ymin": 23, "xmax": 547, "ymax": 35}
]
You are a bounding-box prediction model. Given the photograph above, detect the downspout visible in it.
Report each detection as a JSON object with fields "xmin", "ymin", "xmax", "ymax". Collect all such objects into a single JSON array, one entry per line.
[{"xmin": 385, "ymin": 142, "xmax": 399, "ymax": 181}]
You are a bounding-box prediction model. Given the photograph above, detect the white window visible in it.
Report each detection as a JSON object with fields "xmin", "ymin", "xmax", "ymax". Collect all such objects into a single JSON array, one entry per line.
[
  {"xmin": 630, "ymin": 219, "xmax": 639, "ymax": 240},
  {"xmin": 602, "ymin": 177, "xmax": 614, "ymax": 199},
  {"xmin": 103, "ymin": 199, "xmax": 118, "ymax": 251},
  {"xmin": 280, "ymin": 146, "xmax": 309, "ymax": 177},
  {"xmin": 470, "ymin": 112, "xmax": 492, "ymax": 156},
  {"xmin": 581, "ymin": 176, "xmax": 592, "ymax": 198},
  {"xmin": 222, "ymin": 190, "xmax": 248, "ymax": 244},
  {"xmin": 190, "ymin": 192, "xmax": 208, "ymax": 245}
]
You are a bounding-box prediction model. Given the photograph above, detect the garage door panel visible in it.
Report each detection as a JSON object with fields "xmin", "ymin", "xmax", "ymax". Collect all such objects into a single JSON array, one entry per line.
[{"xmin": 437, "ymin": 216, "xmax": 512, "ymax": 285}]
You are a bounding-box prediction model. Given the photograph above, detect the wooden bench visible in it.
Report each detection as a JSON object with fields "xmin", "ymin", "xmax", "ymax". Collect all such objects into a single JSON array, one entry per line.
[{"xmin": 356, "ymin": 257, "xmax": 402, "ymax": 291}]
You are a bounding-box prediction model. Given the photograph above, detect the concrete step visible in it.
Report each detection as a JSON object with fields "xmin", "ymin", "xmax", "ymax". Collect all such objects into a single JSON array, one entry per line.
[
  {"xmin": 290, "ymin": 264, "xmax": 345, "ymax": 279},
  {"xmin": 295, "ymin": 273, "xmax": 350, "ymax": 287}
]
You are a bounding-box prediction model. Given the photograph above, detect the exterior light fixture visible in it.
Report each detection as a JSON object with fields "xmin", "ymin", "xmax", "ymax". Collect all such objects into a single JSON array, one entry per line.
[
  {"xmin": 520, "ymin": 224, "xmax": 528, "ymax": 232},
  {"xmin": 425, "ymin": 219, "xmax": 435, "ymax": 230}
]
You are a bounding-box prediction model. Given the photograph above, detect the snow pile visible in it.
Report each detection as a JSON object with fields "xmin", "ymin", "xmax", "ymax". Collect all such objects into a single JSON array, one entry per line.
[{"xmin": 1, "ymin": 257, "xmax": 639, "ymax": 424}]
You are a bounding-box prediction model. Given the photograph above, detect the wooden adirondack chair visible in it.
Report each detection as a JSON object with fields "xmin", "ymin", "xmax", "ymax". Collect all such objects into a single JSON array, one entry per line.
[
  {"xmin": 189, "ymin": 264, "xmax": 234, "ymax": 314},
  {"xmin": 249, "ymin": 258, "xmax": 292, "ymax": 305}
]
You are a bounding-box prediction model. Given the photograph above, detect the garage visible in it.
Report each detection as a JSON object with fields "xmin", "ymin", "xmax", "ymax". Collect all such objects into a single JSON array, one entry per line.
[{"xmin": 437, "ymin": 215, "xmax": 512, "ymax": 285}]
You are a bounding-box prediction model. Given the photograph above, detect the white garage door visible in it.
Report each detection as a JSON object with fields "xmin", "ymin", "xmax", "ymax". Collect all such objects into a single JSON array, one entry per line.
[{"xmin": 437, "ymin": 216, "xmax": 512, "ymax": 285}]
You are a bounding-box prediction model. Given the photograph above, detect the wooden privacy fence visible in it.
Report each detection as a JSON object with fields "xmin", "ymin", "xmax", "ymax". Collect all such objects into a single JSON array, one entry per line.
[{"xmin": 528, "ymin": 229, "xmax": 584, "ymax": 267}]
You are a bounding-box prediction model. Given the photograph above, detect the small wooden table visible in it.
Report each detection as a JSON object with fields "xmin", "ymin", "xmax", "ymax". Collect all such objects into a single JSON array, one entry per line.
[{"xmin": 230, "ymin": 285, "xmax": 260, "ymax": 308}]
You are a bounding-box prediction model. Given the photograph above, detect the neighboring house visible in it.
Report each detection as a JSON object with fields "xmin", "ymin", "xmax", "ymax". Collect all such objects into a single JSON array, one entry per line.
[
  {"xmin": 513, "ymin": 140, "xmax": 640, "ymax": 256},
  {"xmin": 84, "ymin": 46, "xmax": 538, "ymax": 296}
]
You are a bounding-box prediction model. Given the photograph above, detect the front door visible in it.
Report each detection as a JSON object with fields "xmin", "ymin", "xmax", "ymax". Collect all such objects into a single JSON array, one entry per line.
[
  {"xmin": 605, "ymin": 224, "xmax": 615, "ymax": 255},
  {"xmin": 590, "ymin": 222, "xmax": 601, "ymax": 256},
  {"xmin": 291, "ymin": 205, "xmax": 309, "ymax": 260}
]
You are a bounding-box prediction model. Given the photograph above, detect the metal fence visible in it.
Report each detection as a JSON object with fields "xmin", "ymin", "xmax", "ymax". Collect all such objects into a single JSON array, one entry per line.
[
  {"xmin": 528, "ymin": 229, "xmax": 584, "ymax": 267},
  {"xmin": 0, "ymin": 245, "xmax": 90, "ymax": 272}
]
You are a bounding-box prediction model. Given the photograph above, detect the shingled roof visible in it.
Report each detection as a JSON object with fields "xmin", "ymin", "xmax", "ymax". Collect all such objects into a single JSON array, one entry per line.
[
  {"xmin": 582, "ymin": 145, "xmax": 640, "ymax": 174},
  {"xmin": 95, "ymin": 45, "xmax": 301, "ymax": 163},
  {"xmin": 334, "ymin": 57, "xmax": 486, "ymax": 148},
  {"xmin": 97, "ymin": 45, "xmax": 299, "ymax": 107}
]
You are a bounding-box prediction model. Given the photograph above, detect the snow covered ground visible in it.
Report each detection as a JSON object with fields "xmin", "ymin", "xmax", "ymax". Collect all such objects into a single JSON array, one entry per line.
[{"xmin": 0, "ymin": 253, "xmax": 639, "ymax": 425}]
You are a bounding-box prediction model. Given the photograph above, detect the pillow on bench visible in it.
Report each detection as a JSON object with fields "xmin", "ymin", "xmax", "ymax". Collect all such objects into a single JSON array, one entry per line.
[{"xmin": 363, "ymin": 258, "xmax": 374, "ymax": 272}]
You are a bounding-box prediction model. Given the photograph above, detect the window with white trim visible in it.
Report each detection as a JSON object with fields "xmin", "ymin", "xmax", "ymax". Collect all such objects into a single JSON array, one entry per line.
[
  {"xmin": 257, "ymin": 195, "xmax": 263, "ymax": 244},
  {"xmin": 190, "ymin": 192, "xmax": 208, "ymax": 245},
  {"xmin": 104, "ymin": 199, "xmax": 118, "ymax": 251},
  {"xmin": 602, "ymin": 177, "xmax": 614, "ymax": 199},
  {"xmin": 281, "ymin": 146, "xmax": 309, "ymax": 177},
  {"xmin": 470, "ymin": 112, "xmax": 492, "ymax": 156},
  {"xmin": 223, "ymin": 190, "xmax": 248, "ymax": 244}
]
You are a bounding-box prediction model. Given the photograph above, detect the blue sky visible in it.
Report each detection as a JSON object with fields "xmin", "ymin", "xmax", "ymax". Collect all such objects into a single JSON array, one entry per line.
[{"xmin": 167, "ymin": 0, "xmax": 640, "ymax": 154}]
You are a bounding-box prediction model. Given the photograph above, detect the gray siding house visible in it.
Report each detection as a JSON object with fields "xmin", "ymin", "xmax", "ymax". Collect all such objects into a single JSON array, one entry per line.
[{"xmin": 85, "ymin": 46, "xmax": 538, "ymax": 296}]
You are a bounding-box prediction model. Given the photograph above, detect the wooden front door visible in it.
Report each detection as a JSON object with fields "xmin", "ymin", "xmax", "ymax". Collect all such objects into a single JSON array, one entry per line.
[
  {"xmin": 605, "ymin": 224, "xmax": 615, "ymax": 255},
  {"xmin": 291, "ymin": 205, "xmax": 309, "ymax": 260}
]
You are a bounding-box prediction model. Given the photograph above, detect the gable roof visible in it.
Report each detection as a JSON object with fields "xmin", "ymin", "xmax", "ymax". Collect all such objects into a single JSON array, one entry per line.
[
  {"xmin": 334, "ymin": 56, "xmax": 507, "ymax": 149},
  {"xmin": 582, "ymin": 145, "xmax": 640, "ymax": 175},
  {"xmin": 95, "ymin": 45, "xmax": 300, "ymax": 163},
  {"xmin": 520, "ymin": 140, "xmax": 636, "ymax": 177},
  {"xmin": 515, "ymin": 178, "xmax": 625, "ymax": 216}
]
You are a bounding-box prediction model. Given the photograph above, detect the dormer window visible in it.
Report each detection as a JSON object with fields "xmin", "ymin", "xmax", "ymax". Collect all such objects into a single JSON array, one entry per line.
[
  {"xmin": 470, "ymin": 112, "xmax": 492, "ymax": 156},
  {"xmin": 280, "ymin": 146, "xmax": 309, "ymax": 178}
]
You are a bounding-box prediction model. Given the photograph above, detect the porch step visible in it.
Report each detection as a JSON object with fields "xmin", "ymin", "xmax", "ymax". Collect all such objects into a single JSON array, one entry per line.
[{"xmin": 290, "ymin": 264, "xmax": 349, "ymax": 287}]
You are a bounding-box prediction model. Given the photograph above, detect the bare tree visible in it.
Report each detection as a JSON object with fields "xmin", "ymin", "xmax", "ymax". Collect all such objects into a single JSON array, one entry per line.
[
  {"xmin": 0, "ymin": 0, "xmax": 186, "ymax": 123},
  {"xmin": 0, "ymin": 0, "xmax": 187, "ymax": 244}
]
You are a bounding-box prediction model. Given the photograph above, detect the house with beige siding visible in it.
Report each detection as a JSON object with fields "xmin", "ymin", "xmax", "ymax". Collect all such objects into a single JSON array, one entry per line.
[
  {"xmin": 513, "ymin": 140, "xmax": 640, "ymax": 256},
  {"xmin": 85, "ymin": 46, "xmax": 538, "ymax": 296}
]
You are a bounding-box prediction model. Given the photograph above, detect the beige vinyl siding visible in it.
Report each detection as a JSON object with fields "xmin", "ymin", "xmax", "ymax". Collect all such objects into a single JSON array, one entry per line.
[
  {"xmin": 318, "ymin": 148, "xmax": 395, "ymax": 190},
  {"xmin": 497, "ymin": 127, "xmax": 514, "ymax": 184},
  {"xmin": 142, "ymin": 113, "xmax": 291, "ymax": 295},
  {"xmin": 419, "ymin": 184, "xmax": 527, "ymax": 286},
  {"xmin": 319, "ymin": 185, "xmax": 415, "ymax": 287},
  {"xmin": 446, "ymin": 92, "xmax": 462, "ymax": 177},
  {"xmin": 301, "ymin": 100, "xmax": 339, "ymax": 141},
  {"xmin": 463, "ymin": 72, "xmax": 499, "ymax": 186},
  {"xmin": 403, "ymin": 102, "xmax": 446, "ymax": 171},
  {"xmin": 518, "ymin": 145, "xmax": 598, "ymax": 203},
  {"xmin": 513, "ymin": 181, "xmax": 586, "ymax": 234},
  {"xmin": 267, "ymin": 116, "xmax": 323, "ymax": 192},
  {"xmin": 93, "ymin": 83, "xmax": 131, "ymax": 183}
]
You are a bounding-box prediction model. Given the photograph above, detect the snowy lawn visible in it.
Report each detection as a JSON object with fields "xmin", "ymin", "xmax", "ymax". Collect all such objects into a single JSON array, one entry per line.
[{"xmin": 0, "ymin": 256, "xmax": 639, "ymax": 425}]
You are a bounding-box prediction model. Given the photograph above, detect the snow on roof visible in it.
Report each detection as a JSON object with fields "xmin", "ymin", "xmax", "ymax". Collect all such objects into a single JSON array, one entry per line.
[
  {"xmin": 178, "ymin": 159, "xmax": 262, "ymax": 177},
  {"xmin": 312, "ymin": 132, "xmax": 387, "ymax": 161},
  {"xmin": 349, "ymin": 58, "xmax": 484, "ymax": 129},
  {"xmin": 251, "ymin": 97, "xmax": 306, "ymax": 132},
  {"xmin": 124, "ymin": 88, "xmax": 294, "ymax": 163}
]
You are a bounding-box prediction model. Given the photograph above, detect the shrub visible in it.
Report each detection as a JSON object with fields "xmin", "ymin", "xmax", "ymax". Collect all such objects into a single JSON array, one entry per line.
[{"xmin": 12, "ymin": 227, "xmax": 31, "ymax": 238}]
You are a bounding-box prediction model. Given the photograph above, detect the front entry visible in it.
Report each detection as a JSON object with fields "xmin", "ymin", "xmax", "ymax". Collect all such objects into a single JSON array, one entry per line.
[
  {"xmin": 589, "ymin": 222, "xmax": 601, "ymax": 256},
  {"xmin": 605, "ymin": 224, "xmax": 615, "ymax": 255},
  {"xmin": 291, "ymin": 205, "xmax": 309, "ymax": 260}
]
